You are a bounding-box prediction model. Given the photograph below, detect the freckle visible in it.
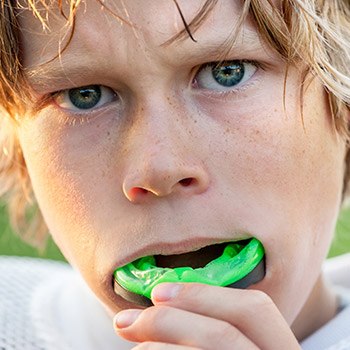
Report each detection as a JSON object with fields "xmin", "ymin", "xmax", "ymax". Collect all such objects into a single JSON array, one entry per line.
[{"xmin": 194, "ymin": 120, "xmax": 197, "ymax": 123}]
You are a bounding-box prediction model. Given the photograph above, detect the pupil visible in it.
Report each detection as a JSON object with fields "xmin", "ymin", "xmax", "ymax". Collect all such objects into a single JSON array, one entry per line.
[
  {"xmin": 212, "ymin": 63, "xmax": 245, "ymax": 87},
  {"xmin": 69, "ymin": 85, "xmax": 102, "ymax": 109}
]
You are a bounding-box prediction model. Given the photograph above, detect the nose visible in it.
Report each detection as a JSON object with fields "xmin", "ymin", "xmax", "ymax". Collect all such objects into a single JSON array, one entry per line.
[
  {"xmin": 123, "ymin": 159, "xmax": 210, "ymax": 202},
  {"xmin": 122, "ymin": 117, "xmax": 210, "ymax": 203}
]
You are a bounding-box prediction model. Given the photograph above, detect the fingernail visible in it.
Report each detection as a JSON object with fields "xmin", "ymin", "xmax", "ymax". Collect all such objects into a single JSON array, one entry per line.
[
  {"xmin": 114, "ymin": 309, "xmax": 142, "ymax": 329},
  {"xmin": 152, "ymin": 283, "xmax": 181, "ymax": 302}
]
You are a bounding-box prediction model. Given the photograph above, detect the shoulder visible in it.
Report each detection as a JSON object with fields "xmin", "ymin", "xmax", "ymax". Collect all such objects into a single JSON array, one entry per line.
[
  {"xmin": 301, "ymin": 254, "xmax": 350, "ymax": 349},
  {"xmin": 301, "ymin": 304, "xmax": 350, "ymax": 350},
  {"xmin": 0, "ymin": 255, "xmax": 71, "ymax": 309},
  {"xmin": 0, "ymin": 256, "xmax": 133, "ymax": 350},
  {"xmin": 324, "ymin": 253, "xmax": 350, "ymax": 289},
  {"xmin": 0, "ymin": 254, "xmax": 70, "ymax": 275},
  {"xmin": 0, "ymin": 256, "xmax": 72, "ymax": 349}
]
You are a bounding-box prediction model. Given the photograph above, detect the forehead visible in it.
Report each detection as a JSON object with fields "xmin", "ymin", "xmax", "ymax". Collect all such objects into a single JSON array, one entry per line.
[{"xmin": 18, "ymin": 0, "xmax": 259, "ymax": 70}]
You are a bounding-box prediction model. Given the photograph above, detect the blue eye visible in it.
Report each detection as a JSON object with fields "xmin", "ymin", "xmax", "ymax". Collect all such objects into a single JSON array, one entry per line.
[
  {"xmin": 212, "ymin": 63, "xmax": 244, "ymax": 87},
  {"xmin": 195, "ymin": 61, "xmax": 257, "ymax": 91},
  {"xmin": 69, "ymin": 85, "xmax": 102, "ymax": 109},
  {"xmin": 54, "ymin": 85, "xmax": 117, "ymax": 111}
]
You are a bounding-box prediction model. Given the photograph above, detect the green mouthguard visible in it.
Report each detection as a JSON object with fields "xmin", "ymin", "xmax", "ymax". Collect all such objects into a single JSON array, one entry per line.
[{"xmin": 114, "ymin": 238, "xmax": 264, "ymax": 300}]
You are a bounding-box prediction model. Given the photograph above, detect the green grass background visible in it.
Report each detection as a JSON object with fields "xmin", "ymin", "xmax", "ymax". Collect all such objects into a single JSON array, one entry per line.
[
  {"xmin": 0, "ymin": 203, "xmax": 66, "ymax": 261},
  {"xmin": 1, "ymin": 203, "xmax": 350, "ymax": 262}
]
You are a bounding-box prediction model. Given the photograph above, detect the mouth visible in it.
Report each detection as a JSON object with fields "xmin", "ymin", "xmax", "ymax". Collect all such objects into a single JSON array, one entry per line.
[{"xmin": 113, "ymin": 238, "xmax": 265, "ymax": 307}]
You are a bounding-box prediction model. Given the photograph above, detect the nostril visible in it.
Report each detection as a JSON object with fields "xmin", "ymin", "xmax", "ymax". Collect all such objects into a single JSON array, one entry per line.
[
  {"xmin": 179, "ymin": 178, "xmax": 194, "ymax": 187},
  {"xmin": 130, "ymin": 187, "xmax": 149, "ymax": 197}
]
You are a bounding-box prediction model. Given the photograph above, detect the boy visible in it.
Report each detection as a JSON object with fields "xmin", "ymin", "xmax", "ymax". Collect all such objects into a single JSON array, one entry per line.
[{"xmin": 0, "ymin": 0, "xmax": 349, "ymax": 348}]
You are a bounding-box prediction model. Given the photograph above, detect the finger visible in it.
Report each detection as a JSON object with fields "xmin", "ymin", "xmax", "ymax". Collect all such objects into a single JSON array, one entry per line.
[
  {"xmin": 151, "ymin": 283, "xmax": 300, "ymax": 350},
  {"xmin": 132, "ymin": 341, "xmax": 200, "ymax": 350},
  {"xmin": 114, "ymin": 306, "xmax": 259, "ymax": 350}
]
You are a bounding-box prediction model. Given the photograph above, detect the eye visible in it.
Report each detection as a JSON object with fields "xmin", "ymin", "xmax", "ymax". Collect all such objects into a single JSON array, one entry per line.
[
  {"xmin": 194, "ymin": 61, "xmax": 258, "ymax": 91},
  {"xmin": 54, "ymin": 85, "xmax": 118, "ymax": 111}
]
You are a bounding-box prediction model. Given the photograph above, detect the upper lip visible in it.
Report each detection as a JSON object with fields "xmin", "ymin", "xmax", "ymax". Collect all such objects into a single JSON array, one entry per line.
[{"xmin": 113, "ymin": 234, "xmax": 252, "ymax": 268}]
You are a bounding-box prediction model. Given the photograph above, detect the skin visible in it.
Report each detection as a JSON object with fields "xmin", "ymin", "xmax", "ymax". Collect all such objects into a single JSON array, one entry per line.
[{"xmin": 16, "ymin": 0, "xmax": 347, "ymax": 348}]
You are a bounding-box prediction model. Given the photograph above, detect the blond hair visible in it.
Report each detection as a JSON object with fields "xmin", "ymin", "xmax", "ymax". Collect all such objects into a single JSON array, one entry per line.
[{"xmin": 0, "ymin": 0, "xmax": 349, "ymax": 247}]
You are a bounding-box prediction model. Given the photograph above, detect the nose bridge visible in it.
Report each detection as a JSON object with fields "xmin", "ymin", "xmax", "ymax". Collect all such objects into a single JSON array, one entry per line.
[
  {"xmin": 131, "ymin": 93, "xmax": 186, "ymax": 159},
  {"xmin": 146, "ymin": 102, "xmax": 188, "ymax": 161},
  {"xmin": 122, "ymin": 96, "xmax": 210, "ymax": 202}
]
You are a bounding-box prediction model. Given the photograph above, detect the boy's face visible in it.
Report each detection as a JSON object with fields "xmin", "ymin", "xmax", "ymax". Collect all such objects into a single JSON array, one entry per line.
[{"xmin": 17, "ymin": 0, "xmax": 345, "ymax": 323}]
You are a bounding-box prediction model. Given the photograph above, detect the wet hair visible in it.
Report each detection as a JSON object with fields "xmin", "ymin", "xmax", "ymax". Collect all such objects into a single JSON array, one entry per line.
[{"xmin": 0, "ymin": 0, "xmax": 349, "ymax": 247}]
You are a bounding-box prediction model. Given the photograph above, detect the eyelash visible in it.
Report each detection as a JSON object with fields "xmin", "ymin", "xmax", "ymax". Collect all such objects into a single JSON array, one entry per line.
[
  {"xmin": 42, "ymin": 59, "xmax": 263, "ymax": 125},
  {"xmin": 192, "ymin": 59, "xmax": 263, "ymax": 95},
  {"xmin": 51, "ymin": 85, "xmax": 118, "ymax": 112}
]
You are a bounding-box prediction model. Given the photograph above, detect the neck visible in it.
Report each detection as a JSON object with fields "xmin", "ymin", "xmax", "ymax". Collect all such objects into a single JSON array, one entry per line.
[{"xmin": 291, "ymin": 274, "xmax": 338, "ymax": 341}]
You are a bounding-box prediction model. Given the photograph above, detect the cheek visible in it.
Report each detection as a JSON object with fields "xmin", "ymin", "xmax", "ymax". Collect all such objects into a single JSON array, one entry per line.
[
  {"xmin": 209, "ymin": 101, "xmax": 343, "ymax": 259},
  {"xmin": 17, "ymin": 110, "xmax": 124, "ymax": 267},
  {"xmin": 197, "ymin": 82, "xmax": 345, "ymax": 321},
  {"xmin": 244, "ymin": 98, "xmax": 344, "ymax": 321}
]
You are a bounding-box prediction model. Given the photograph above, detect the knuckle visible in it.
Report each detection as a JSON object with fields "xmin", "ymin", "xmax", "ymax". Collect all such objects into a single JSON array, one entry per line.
[
  {"xmin": 248, "ymin": 289, "xmax": 274, "ymax": 311},
  {"xmin": 210, "ymin": 320, "xmax": 239, "ymax": 344},
  {"xmin": 141, "ymin": 305, "xmax": 172, "ymax": 333},
  {"xmin": 182, "ymin": 282, "xmax": 204, "ymax": 297},
  {"xmin": 181, "ymin": 283, "xmax": 206, "ymax": 305}
]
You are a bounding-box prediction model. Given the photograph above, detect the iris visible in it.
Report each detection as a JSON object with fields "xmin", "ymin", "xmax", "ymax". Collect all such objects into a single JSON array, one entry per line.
[
  {"xmin": 212, "ymin": 62, "xmax": 245, "ymax": 87},
  {"xmin": 68, "ymin": 85, "xmax": 102, "ymax": 109}
]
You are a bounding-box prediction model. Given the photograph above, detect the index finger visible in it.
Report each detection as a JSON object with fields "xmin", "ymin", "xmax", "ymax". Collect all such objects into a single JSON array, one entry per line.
[{"xmin": 151, "ymin": 283, "xmax": 300, "ymax": 350}]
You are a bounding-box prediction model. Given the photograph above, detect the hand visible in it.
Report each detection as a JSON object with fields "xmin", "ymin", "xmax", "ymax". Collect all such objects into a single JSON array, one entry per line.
[{"xmin": 114, "ymin": 283, "xmax": 301, "ymax": 350}]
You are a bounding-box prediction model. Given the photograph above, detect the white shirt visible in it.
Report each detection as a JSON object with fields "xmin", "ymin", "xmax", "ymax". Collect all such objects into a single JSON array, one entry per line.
[
  {"xmin": 301, "ymin": 253, "xmax": 350, "ymax": 350},
  {"xmin": 1, "ymin": 254, "xmax": 350, "ymax": 349},
  {"xmin": 0, "ymin": 256, "xmax": 133, "ymax": 349}
]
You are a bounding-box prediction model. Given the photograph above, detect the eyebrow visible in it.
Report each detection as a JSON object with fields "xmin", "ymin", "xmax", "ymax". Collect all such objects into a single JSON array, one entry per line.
[
  {"xmin": 27, "ymin": 62, "xmax": 93, "ymax": 91},
  {"xmin": 170, "ymin": 28, "xmax": 263, "ymax": 60},
  {"xmin": 26, "ymin": 27, "xmax": 262, "ymax": 92}
]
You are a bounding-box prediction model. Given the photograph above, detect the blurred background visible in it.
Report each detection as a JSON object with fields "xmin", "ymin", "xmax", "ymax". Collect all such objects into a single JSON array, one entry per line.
[
  {"xmin": 1, "ymin": 202, "xmax": 350, "ymax": 262},
  {"xmin": 0, "ymin": 202, "xmax": 65, "ymax": 261}
]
